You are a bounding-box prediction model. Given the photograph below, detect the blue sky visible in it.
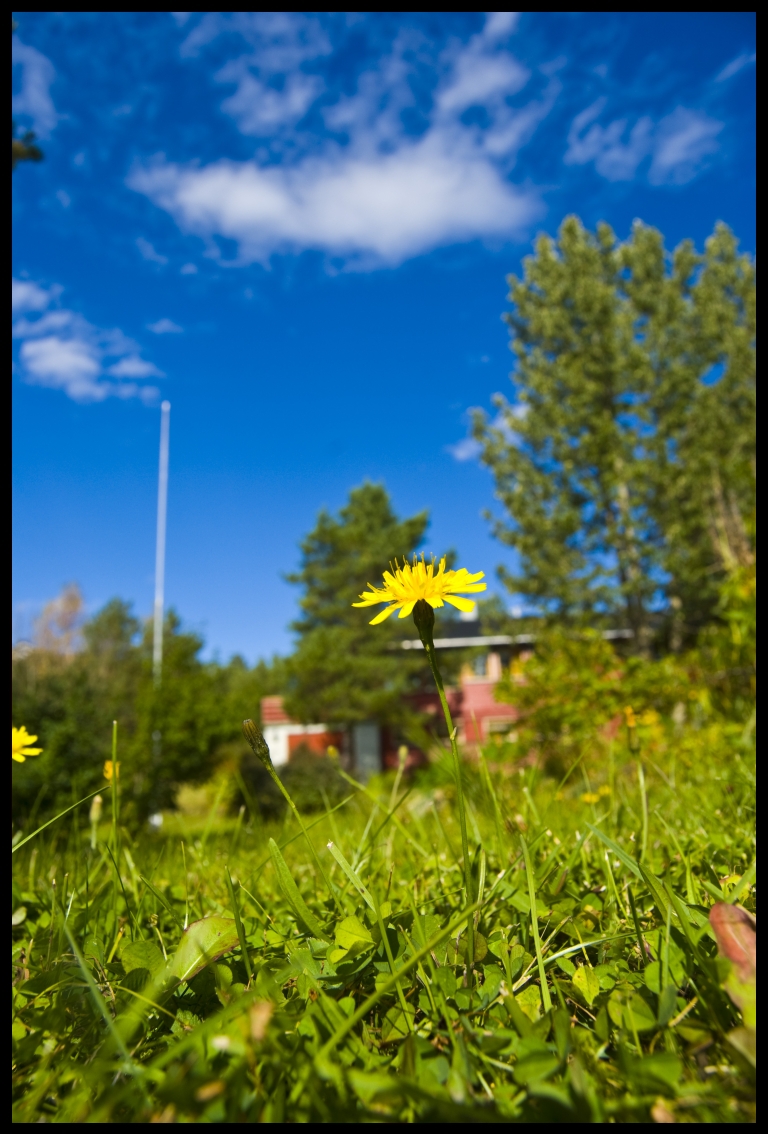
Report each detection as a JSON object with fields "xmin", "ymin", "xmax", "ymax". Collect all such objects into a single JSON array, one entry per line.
[{"xmin": 12, "ymin": 11, "xmax": 755, "ymax": 661}]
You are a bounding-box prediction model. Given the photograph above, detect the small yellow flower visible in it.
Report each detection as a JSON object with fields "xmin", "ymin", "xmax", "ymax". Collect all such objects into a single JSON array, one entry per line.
[
  {"xmin": 598, "ymin": 785, "xmax": 612, "ymax": 796},
  {"xmin": 353, "ymin": 555, "xmax": 486, "ymax": 624},
  {"xmin": 12, "ymin": 727, "xmax": 43, "ymax": 763},
  {"xmin": 623, "ymin": 705, "xmax": 637, "ymax": 729},
  {"xmin": 580, "ymin": 791, "xmax": 600, "ymax": 804},
  {"xmin": 103, "ymin": 760, "xmax": 120, "ymax": 782}
]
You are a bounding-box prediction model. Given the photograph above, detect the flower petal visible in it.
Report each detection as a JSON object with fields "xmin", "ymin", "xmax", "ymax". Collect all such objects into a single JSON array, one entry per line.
[
  {"xmin": 397, "ymin": 601, "xmax": 416, "ymax": 618},
  {"xmin": 444, "ymin": 595, "xmax": 476, "ymax": 612},
  {"xmin": 370, "ymin": 605, "xmax": 397, "ymax": 625}
]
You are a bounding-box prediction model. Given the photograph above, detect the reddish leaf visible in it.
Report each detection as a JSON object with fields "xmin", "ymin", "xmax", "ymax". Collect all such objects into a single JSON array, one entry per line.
[{"xmin": 709, "ymin": 903, "xmax": 756, "ymax": 985}]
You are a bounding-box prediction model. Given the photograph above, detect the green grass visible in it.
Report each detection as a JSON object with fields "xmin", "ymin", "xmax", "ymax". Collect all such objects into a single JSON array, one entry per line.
[{"xmin": 12, "ymin": 729, "xmax": 755, "ymax": 1123}]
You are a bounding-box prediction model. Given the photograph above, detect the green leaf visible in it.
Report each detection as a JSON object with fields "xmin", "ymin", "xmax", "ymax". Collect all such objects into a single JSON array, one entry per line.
[
  {"xmin": 609, "ymin": 989, "xmax": 657, "ymax": 1033},
  {"xmin": 269, "ymin": 838, "xmax": 329, "ymax": 941},
  {"xmin": 626, "ymin": 1053, "xmax": 682, "ymax": 1094},
  {"xmin": 572, "ymin": 964, "xmax": 600, "ymax": 1006},
  {"xmin": 120, "ymin": 940, "xmax": 166, "ymax": 979},
  {"xmin": 334, "ymin": 915, "xmax": 374, "ymax": 955},
  {"xmin": 516, "ymin": 983, "xmax": 543, "ymax": 1021},
  {"xmin": 433, "ymin": 967, "xmax": 457, "ymax": 999},
  {"xmin": 412, "ymin": 913, "xmax": 441, "ymax": 950},
  {"xmin": 167, "ymin": 917, "xmax": 240, "ymax": 984},
  {"xmin": 726, "ymin": 1026, "xmax": 756, "ymax": 1069},
  {"xmin": 380, "ymin": 1002, "xmax": 415, "ymax": 1043},
  {"xmin": 657, "ymin": 984, "xmax": 678, "ymax": 1028},
  {"xmin": 446, "ymin": 931, "xmax": 488, "ymax": 964}
]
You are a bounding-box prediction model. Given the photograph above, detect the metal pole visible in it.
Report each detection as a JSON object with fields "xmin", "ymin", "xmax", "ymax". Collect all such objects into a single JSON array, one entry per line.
[{"xmin": 153, "ymin": 400, "xmax": 171, "ymax": 684}]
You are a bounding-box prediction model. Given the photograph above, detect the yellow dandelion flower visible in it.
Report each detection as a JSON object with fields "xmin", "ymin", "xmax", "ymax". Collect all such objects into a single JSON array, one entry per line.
[
  {"xmin": 353, "ymin": 555, "xmax": 486, "ymax": 625},
  {"xmin": 598, "ymin": 784, "xmax": 612, "ymax": 796},
  {"xmin": 12, "ymin": 726, "xmax": 43, "ymax": 763},
  {"xmin": 580, "ymin": 792, "xmax": 600, "ymax": 804},
  {"xmin": 623, "ymin": 705, "xmax": 637, "ymax": 729},
  {"xmin": 103, "ymin": 760, "xmax": 120, "ymax": 782}
]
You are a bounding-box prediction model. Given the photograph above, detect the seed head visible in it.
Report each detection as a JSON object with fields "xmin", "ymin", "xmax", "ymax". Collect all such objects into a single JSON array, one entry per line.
[{"xmin": 242, "ymin": 720, "xmax": 274, "ymax": 770}]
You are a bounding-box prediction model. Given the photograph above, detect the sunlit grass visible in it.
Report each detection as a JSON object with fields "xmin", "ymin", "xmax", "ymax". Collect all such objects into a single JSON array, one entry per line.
[{"xmin": 12, "ymin": 724, "xmax": 755, "ymax": 1123}]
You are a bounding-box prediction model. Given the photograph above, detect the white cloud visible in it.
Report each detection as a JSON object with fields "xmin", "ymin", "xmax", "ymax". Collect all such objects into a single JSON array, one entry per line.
[
  {"xmin": 56, "ymin": 189, "xmax": 71, "ymax": 208},
  {"xmin": 217, "ymin": 64, "xmax": 323, "ymax": 134},
  {"xmin": 565, "ymin": 100, "xmax": 722, "ymax": 185},
  {"xmin": 648, "ymin": 107, "xmax": 723, "ymax": 185},
  {"xmin": 447, "ymin": 437, "xmax": 482, "ymax": 462},
  {"xmin": 12, "ymin": 276, "xmax": 162, "ymax": 403},
  {"xmin": 12, "ymin": 278, "xmax": 60, "ymax": 315},
  {"xmin": 180, "ymin": 262, "xmax": 198, "ymax": 274},
  {"xmin": 715, "ymin": 52, "xmax": 756, "ymax": 83},
  {"xmin": 448, "ymin": 404, "xmax": 526, "ymax": 461},
  {"xmin": 136, "ymin": 237, "xmax": 169, "ymax": 265},
  {"xmin": 12, "ymin": 38, "xmax": 60, "ymax": 139},
  {"xmin": 130, "ymin": 14, "xmax": 547, "ymax": 268},
  {"xmin": 107, "ymin": 356, "xmax": 164, "ymax": 378},
  {"xmin": 129, "ymin": 138, "xmax": 540, "ymax": 267},
  {"xmin": 147, "ymin": 318, "xmax": 183, "ymax": 334},
  {"xmin": 437, "ymin": 53, "xmax": 529, "ymax": 114}
]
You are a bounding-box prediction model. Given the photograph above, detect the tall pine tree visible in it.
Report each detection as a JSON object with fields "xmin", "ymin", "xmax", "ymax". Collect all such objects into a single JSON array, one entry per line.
[{"xmin": 473, "ymin": 217, "xmax": 754, "ymax": 648}]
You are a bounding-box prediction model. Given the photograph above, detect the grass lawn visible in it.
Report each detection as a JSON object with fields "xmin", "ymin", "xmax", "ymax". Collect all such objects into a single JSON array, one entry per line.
[{"xmin": 12, "ymin": 723, "xmax": 755, "ymax": 1123}]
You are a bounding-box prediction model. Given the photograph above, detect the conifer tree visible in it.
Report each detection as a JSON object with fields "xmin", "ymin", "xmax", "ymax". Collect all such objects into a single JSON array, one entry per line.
[
  {"xmin": 473, "ymin": 217, "xmax": 755, "ymax": 648},
  {"xmin": 284, "ymin": 483, "xmax": 431, "ymax": 728}
]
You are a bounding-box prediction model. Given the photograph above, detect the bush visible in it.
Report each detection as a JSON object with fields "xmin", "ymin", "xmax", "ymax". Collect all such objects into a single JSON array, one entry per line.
[{"xmin": 281, "ymin": 745, "xmax": 348, "ymax": 813}]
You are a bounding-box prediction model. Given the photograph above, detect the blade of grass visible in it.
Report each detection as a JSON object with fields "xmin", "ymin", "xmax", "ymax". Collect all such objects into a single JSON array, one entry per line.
[
  {"xmin": 586, "ymin": 822, "xmax": 642, "ymax": 879},
  {"xmin": 225, "ymin": 866, "xmax": 253, "ymax": 981},
  {"xmin": 636, "ymin": 759, "xmax": 649, "ymax": 863},
  {"xmin": 269, "ymin": 838, "xmax": 329, "ymax": 941},
  {"xmin": 58, "ymin": 904, "xmax": 144, "ymax": 1084},
  {"xmin": 627, "ymin": 885, "xmax": 648, "ymax": 966},
  {"xmin": 520, "ymin": 835, "xmax": 552, "ymax": 1012},
  {"xmin": 12, "ymin": 788, "xmax": 104, "ymax": 854},
  {"xmin": 139, "ymin": 874, "xmax": 184, "ymax": 930},
  {"xmin": 326, "ymin": 841, "xmax": 375, "ymax": 910},
  {"xmin": 104, "ymin": 843, "xmax": 142, "ymax": 940},
  {"xmin": 728, "ymin": 856, "xmax": 756, "ymax": 905}
]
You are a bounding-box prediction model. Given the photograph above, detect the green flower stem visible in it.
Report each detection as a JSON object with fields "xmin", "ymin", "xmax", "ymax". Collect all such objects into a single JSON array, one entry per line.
[
  {"xmin": 110, "ymin": 720, "xmax": 119, "ymax": 855},
  {"xmin": 243, "ymin": 721, "xmax": 344, "ymax": 914},
  {"xmin": 412, "ymin": 600, "xmax": 475, "ymax": 985}
]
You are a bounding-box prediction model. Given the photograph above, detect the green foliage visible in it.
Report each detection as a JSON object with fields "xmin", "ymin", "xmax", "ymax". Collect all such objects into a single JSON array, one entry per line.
[
  {"xmin": 12, "ymin": 598, "xmax": 288, "ymax": 821},
  {"xmin": 284, "ymin": 482, "xmax": 435, "ymax": 731},
  {"xmin": 11, "ymin": 710, "xmax": 756, "ymax": 1122},
  {"xmin": 473, "ymin": 217, "xmax": 755, "ymax": 647},
  {"xmin": 280, "ymin": 747, "xmax": 349, "ymax": 813},
  {"xmin": 12, "ymin": 121, "xmax": 44, "ymax": 170},
  {"xmin": 236, "ymin": 747, "xmax": 349, "ymax": 820},
  {"xmin": 494, "ymin": 564, "xmax": 756, "ymax": 775}
]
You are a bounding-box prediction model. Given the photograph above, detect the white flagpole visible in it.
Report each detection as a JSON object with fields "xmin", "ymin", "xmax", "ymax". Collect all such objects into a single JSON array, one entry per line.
[{"xmin": 153, "ymin": 400, "xmax": 171, "ymax": 684}]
